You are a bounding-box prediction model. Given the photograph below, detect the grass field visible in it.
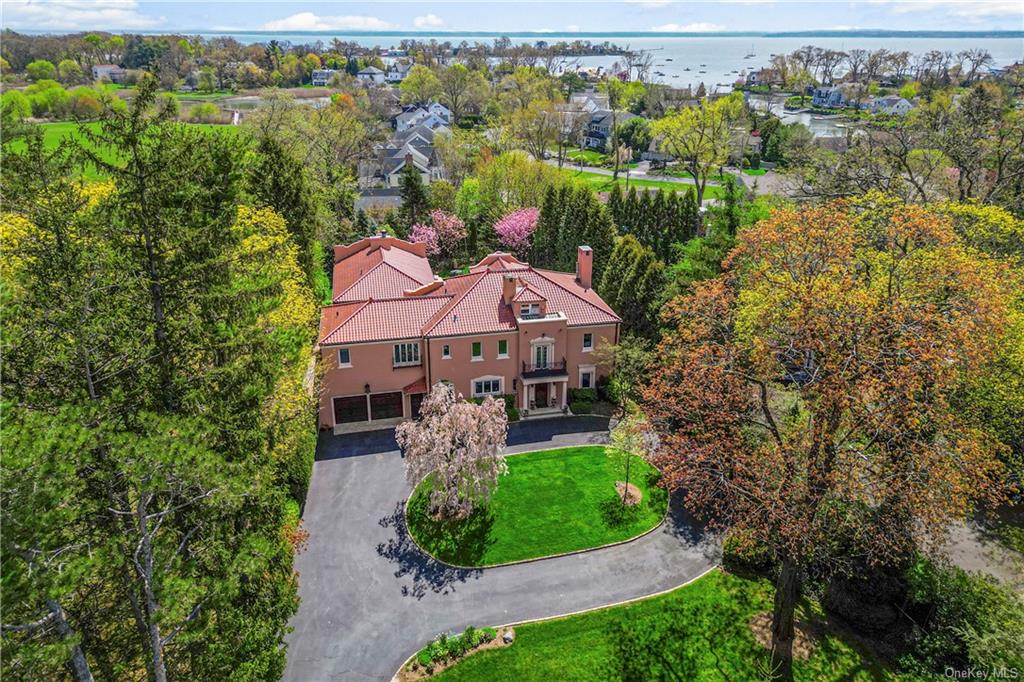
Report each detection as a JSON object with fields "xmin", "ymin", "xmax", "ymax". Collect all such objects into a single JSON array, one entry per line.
[
  {"xmin": 433, "ymin": 569, "xmax": 897, "ymax": 681},
  {"xmin": 406, "ymin": 446, "xmax": 667, "ymax": 566},
  {"xmin": 5, "ymin": 121, "xmax": 239, "ymax": 180},
  {"xmin": 563, "ymin": 169, "xmax": 724, "ymax": 198},
  {"xmin": 743, "ymin": 168, "xmax": 768, "ymax": 176}
]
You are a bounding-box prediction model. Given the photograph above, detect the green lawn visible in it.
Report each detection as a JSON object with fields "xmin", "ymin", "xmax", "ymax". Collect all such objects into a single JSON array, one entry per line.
[
  {"xmin": 5, "ymin": 121, "xmax": 238, "ymax": 180},
  {"xmin": 406, "ymin": 446, "xmax": 667, "ymax": 566},
  {"xmin": 743, "ymin": 168, "xmax": 768, "ymax": 176},
  {"xmin": 562, "ymin": 169, "xmax": 724, "ymax": 198},
  {"xmin": 564, "ymin": 148, "xmax": 607, "ymax": 164},
  {"xmin": 433, "ymin": 570, "xmax": 898, "ymax": 681}
]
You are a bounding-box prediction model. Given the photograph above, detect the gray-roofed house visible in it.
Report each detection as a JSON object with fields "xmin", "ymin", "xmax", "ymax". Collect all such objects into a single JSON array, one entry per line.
[{"xmin": 356, "ymin": 66, "xmax": 387, "ymax": 85}]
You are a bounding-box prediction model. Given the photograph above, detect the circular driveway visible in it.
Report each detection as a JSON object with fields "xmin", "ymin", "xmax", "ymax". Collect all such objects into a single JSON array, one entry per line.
[{"xmin": 283, "ymin": 417, "xmax": 719, "ymax": 681}]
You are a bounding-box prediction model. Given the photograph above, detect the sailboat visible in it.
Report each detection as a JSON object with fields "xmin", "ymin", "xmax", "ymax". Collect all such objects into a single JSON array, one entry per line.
[{"xmin": 744, "ymin": 43, "xmax": 756, "ymax": 59}]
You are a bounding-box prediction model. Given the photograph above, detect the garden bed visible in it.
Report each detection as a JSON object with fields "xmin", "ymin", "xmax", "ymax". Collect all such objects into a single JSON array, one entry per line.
[{"xmin": 406, "ymin": 446, "xmax": 667, "ymax": 566}]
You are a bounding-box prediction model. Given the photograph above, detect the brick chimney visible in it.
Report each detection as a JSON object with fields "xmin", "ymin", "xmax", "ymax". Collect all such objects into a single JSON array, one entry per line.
[
  {"xmin": 502, "ymin": 274, "xmax": 517, "ymax": 305},
  {"xmin": 576, "ymin": 245, "xmax": 593, "ymax": 289}
]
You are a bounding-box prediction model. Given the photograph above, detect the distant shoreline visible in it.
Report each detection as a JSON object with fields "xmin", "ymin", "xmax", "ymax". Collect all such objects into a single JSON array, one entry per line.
[{"xmin": 13, "ymin": 29, "xmax": 1024, "ymax": 39}]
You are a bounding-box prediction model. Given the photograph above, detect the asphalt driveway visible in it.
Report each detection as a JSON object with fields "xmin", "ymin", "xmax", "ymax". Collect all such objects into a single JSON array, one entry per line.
[{"xmin": 283, "ymin": 417, "xmax": 718, "ymax": 681}]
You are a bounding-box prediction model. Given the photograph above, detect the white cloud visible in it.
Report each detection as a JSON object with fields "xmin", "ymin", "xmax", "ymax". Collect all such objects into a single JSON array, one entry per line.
[
  {"xmin": 565, "ymin": 24, "xmax": 582, "ymax": 32},
  {"xmin": 1, "ymin": 0, "xmax": 162, "ymax": 30},
  {"xmin": 413, "ymin": 14, "xmax": 444, "ymax": 29},
  {"xmin": 651, "ymin": 22, "xmax": 725, "ymax": 32},
  {"xmin": 865, "ymin": 0, "xmax": 1021, "ymax": 17},
  {"xmin": 262, "ymin": 12, "xmax": 394, "ymax": 31},
  {"xmin": 626, "ymin": 0, "xmax": 674, "ymax": 7}
]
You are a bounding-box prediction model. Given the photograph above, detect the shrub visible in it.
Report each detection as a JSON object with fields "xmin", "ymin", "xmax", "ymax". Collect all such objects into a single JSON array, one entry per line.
[
  {"xmin": 899, "ymin": 557, "xmax": 1024, "ymax": 674},
  {"xmin": 189, "ymin": 101, "xmax": 222, "ymax": 123},
  {"xmin": 569, "ymin": 400, "xmax": 592, "ymax": 414},
  {"xmin": 721, "ymin": 527, "xmax": 773, "ymax": 574},
  {"xmin": 568, "ymin": 388, "xmax": 598, "ymax": 404},
  {"xmin": 1, "ymin": 90, "xmax": 31, "ymax": 120}
]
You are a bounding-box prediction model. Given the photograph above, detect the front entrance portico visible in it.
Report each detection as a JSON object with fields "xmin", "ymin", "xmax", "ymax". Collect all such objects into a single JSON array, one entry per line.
[{"xmin": 522, "ymin": 377, "xmax": 568, "ymax": 412}]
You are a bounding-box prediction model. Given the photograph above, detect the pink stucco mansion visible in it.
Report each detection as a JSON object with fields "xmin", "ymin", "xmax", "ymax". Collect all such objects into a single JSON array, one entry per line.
[{"xmin": 317, "ymin": 234, "xmax": 621, "ymax": 432}]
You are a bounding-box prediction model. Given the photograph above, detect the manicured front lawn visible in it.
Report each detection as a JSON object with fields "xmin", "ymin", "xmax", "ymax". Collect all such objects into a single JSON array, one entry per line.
[
  {"xmin": 406, "ymin": 446, "xmax": 667, "ymax": 566},
  {"xmin": 743, "ymin": 168, "xmax": 768, "ymax": 176},
  {"xmin": 564, "ymin": 148, "xmax": 607, "ymax": 164},
  {"xmin": 562, "ymin": 169, "xmax": 724, "ymax": 198},
  {"xmin": 433, "ymin": 570, "xmax": 897, "ymax": 681}
]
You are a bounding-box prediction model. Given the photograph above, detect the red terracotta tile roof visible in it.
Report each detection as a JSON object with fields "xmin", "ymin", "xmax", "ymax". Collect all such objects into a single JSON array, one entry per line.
[
  {"xmin": 423, "ymin": 267, "xmax": 619, "ymax": 337},
  {"xmin": 332, "ymin": 237, "xmax": 433, "ymax": 302},
  {"xmin": 321, "ymin": 239, "xmax": 619, "ymax": 345},
  {"xmin": 321, "ymin": 296, "xmax": 451, "ymax": 345},
  {"xmin": 512, "ymin": 281, "xmax": 547, "ymax": 303}
]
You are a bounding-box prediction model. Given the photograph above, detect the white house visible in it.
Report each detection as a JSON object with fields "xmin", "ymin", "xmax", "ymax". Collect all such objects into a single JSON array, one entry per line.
[
  {"xmin": 394, "ymin": 102, "xmax": 451, "ymax": 132},
  {"xmin": 870, "ymin": 96, "xmax": 914, "ymax": 116},
  {"xmin": 356, "ymin": 66, "xmax": 387, "ymax": 85},
  {"xmin": 311, "ymin": 69, "xmax": 341, "ymax": 86},
  {"xmin": 92, "ymin": 63, "xmax": 126, "ymax": 82},
  {"xmin": 386, "ymin": 61, "xmax": 412, "ymax": 83}
]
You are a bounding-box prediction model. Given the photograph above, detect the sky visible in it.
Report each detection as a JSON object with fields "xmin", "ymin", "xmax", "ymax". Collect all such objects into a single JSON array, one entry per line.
[{"xmin": 1, "ymin": 0, "xmax": 1022, "ymax": 34}]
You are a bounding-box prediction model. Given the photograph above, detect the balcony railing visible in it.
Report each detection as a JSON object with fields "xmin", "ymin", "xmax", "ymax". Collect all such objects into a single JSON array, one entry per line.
[{"xmin": 521, "ymin": 358, "xmax": 567, "ymax": 378}]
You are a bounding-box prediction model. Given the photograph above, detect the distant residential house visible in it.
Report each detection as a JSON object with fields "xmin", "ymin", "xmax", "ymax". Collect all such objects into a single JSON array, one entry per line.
[
  {"xmin": 746, "ymin": 68, "xmax": 782, "ymax": 87},
  {"xmin": 569, "ymin": 90, "xmax": 609, "ymax": 113},
  {"xmin": 393, "ymin": 102, "xmax": 452, "ymax": 132},
  {"xmin": 641, "ymin": 136, "xmax": 673, "ymax": 163},
  {"xmin": 355, "ymin": 188, "xmax": 403, "ymax": 212},
  {"xmin": 92, "ymin": 63, "xmax": 126, "ymax": 83},
  {"xmin": 311, "ymin": 68, "xmax": 341, "ymax": 86},
  {"xmin": 811, "ymin": 86, "xmax": 847, "ymax": 108},
  {"xmin": 361, "ymin": 123, "xmax": 450, "ymax": 188},
  {"xmin": 386, "ymin": 61, "xmax": 412, "ymax": 83},
  {"xmin": 869, "ymin": 96, "xmax": 914, "ymax": 116},
  {"xmin": 583, "ymin": 109, "xmax": 638, "ymax": 151},
  {"xmin": 356, "ymin": 66, "xmax": 387, "ymax": 85}
]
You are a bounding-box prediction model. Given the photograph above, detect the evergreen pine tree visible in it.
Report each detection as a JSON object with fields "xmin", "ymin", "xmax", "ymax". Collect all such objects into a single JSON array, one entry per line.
[
  {"xmin": 623, "ymin": 186, "xmax": 639, "ymax": 236},
  {"xmin": 585, "ymin": 201, "xmax": 618, "ymax": 288},
  {"xmin": 532, "ymin": 185, "xmax": 561, "ymax": 268},
  {"xmin": 607, "ymin": 182, "xmax": 624, "ymax": 233},
  {"xmin": 399, "ymin": 164, "xmax": 429, "ymax": 233},
  {"xmin": 635, "ymin": 189, "xmax": 652, "ymax": 247}
]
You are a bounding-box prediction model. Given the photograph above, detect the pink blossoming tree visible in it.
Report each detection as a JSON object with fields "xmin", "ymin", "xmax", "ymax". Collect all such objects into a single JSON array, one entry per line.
[
  {"xmin": 409, "ymin": 210, "xmax": 467, "ymax": 267},
  {"xmin": 493, "ymin": 207, "xmax": 540, "ymax": 255},
  {"xmin": 396, "ymin": 382, "xmax": 508, "ymax": 519}
]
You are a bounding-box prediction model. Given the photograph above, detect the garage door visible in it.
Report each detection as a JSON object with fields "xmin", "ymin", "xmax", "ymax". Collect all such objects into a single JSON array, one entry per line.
[
  {"xmin": 370, "ymin": 392, "xmax": 403, "ymax": 420},
  {"xmin": 333, "ymin": 396, "xmax": 369, "ymax": 424}
]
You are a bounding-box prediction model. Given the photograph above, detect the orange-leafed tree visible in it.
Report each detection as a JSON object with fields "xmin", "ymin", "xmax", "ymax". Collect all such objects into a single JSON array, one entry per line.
[{"xmin": 643, "ymin": 198, "xmax": 1014, "ymax": 679}]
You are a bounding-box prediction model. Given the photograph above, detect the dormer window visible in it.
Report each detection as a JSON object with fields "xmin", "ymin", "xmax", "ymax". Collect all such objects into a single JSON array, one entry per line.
[{"xmin": 520, "ymin": 303, "xmax": 541, "ymax": 317}]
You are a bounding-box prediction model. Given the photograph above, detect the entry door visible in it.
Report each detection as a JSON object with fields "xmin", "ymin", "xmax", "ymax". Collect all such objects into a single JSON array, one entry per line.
[
  {"xmin": 534, "ymin": 383, "xmax": 548, "ymax": 407},
  {"xmin": 410, "ymin": 393, "xmax": 425, "ymax": 419},
  {"xmin": 535, "ymin": 344, "xmax": 549, "ymax": 368}
]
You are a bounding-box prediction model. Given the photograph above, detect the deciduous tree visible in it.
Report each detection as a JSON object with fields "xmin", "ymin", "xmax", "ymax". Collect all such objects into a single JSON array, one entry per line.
[
  {"xmin": 396, "ymin": 383, "xmax": 508, "ymax": 519},
  {"xmin": 644, "ymin": 199, "xmax": 1013, "ymax": 679}
]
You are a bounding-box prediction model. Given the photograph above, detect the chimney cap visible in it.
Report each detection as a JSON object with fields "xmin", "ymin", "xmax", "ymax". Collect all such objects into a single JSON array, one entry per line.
[{"xmin": 578, "ymin": 244, "xmax": 592, "ymax": 253}]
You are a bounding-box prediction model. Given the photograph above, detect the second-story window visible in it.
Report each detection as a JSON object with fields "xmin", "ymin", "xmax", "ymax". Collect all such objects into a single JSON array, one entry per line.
[
  {"xmin": 442, "ymin": 344, "xmax": 451, "ymax": 359},
  {"xmin": 393, "ymin": 342, "xmax": 420, "ymax": 367},
  {"xmin": 583, "ymin": 333, "xmax": 594, "ymax": 351},
  {"xmin": 472, "ymin": 341, "xmax": 482, "ymax": 360},
  {"xmin": 338, "ymin": 348, "xmax": 351, "ymax": 367},
  {"xmin": 497, "ymin": 339, "xmax": 508, "ymax": 358}
]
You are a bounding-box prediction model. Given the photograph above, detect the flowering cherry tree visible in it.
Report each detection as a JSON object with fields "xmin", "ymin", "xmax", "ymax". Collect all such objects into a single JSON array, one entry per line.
[
  {"xmin": 409, "ymin": 210, "xmax": 467, "ymax": 265},
  {"xmin": 396, "ymin": 382, "xmax": 508, "ymax": 519},
  {"xmin": 493, "ymin": 207, "xmax": 540, "ymax": 255},
  {"xmin": 408, "ymin": 222, "xmax": 439, "ymax": 255}
]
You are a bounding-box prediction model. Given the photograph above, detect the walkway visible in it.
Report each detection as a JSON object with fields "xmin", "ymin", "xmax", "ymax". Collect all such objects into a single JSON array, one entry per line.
[{"xmin": 283, "ymin": 417, "xmax": 718, "ymax": 681}]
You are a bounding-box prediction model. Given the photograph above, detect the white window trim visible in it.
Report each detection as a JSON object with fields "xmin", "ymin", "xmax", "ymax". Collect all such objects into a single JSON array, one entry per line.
[
  {"xmin": 338, "ymin": 348, "xmax": 352, "ymax": 368},
  {"xmin": 496, "ymin": 339, "xmax": 509, "ymax": 359},
  {"xmin": 441, "ymin": 344, "xmax": 451, "ymax": 360},
  {"xmin": 471, "ymin": 375, "xmax": 503, "ymax": 397},
  {"xmin": 471, "ymin": 341, "xmax": 483, "ymax": 362},
  {"xmin": 582, "ymin": 333, "xmax": 594, "ymax": 353},
  {"xmin": 578, "ymin": 364, "xmax": 596, "ymax": 389},
  {"xmin": 393, "ymin": 342, "xmax": 421, "ymax": 367}
]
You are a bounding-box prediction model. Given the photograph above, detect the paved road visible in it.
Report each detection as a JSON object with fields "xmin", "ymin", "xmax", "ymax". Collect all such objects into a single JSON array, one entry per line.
[{"xmin": 284, "ymin": 416, "xmax": 719, "ymax": 682}]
